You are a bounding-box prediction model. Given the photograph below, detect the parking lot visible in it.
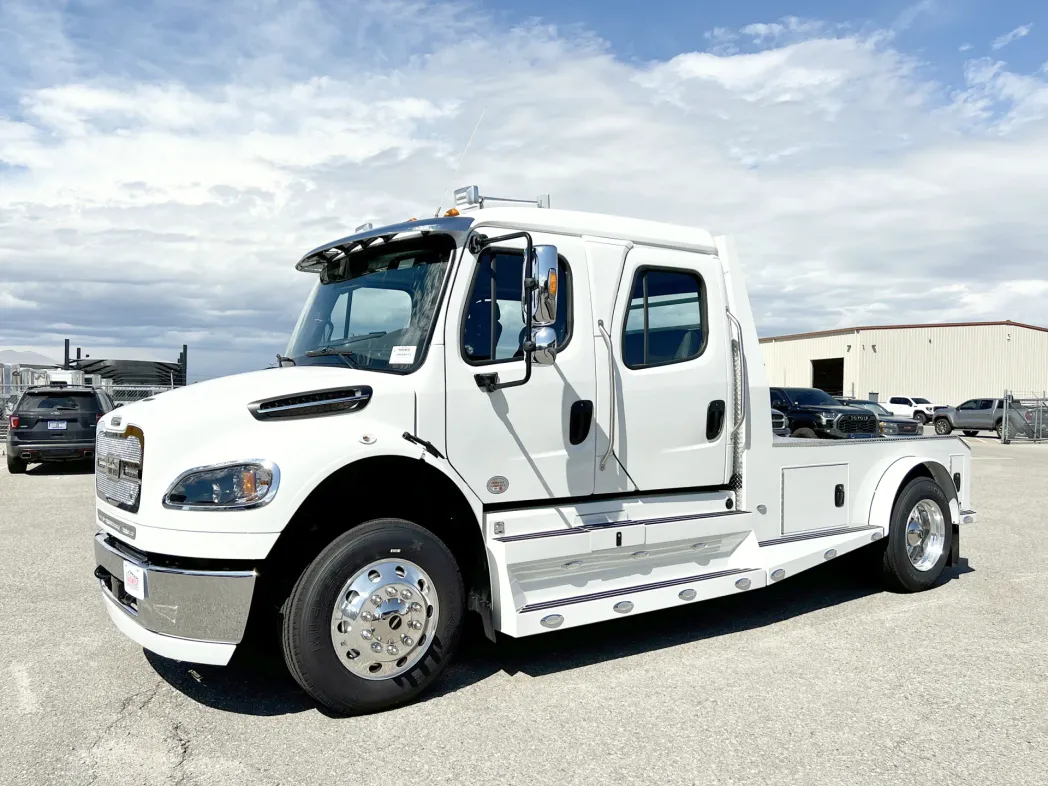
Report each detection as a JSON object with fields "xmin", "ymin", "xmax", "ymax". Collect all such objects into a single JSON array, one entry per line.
[{"xmin": 1, "ymin": 436, "xmax": 1046, "ymax": 786}]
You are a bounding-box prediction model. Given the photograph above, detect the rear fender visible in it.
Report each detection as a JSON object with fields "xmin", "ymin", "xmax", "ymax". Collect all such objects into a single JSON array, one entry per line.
[{"xmin": 867, "ymin": 456, "xmax": 960, "ymax": 531}]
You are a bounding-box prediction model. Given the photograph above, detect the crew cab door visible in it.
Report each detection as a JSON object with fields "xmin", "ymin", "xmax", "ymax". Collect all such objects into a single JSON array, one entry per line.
[
  {"xmin": 443, "ymin": 232, "xmax": 597, "ymax": 504},
  {"xmin": 601, "ymin": 245, "xmax": 731, "ymax": 491}
]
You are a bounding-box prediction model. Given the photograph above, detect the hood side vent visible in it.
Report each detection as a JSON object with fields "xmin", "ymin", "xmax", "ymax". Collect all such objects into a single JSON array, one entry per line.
[{"xmin": 249, "ymin": 386, "xmax": 373, "ymax": 421}]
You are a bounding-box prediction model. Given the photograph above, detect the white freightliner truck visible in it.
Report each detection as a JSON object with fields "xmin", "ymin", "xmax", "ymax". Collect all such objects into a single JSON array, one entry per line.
[{"xmin": 93, "ymin": 186, "xmax": 978, "ymax": 714}]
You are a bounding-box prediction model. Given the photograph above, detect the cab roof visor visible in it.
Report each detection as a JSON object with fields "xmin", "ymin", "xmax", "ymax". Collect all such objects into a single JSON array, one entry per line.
[{"xmin": 296, "ymin": 216, "xmax": 474, "ymax": 273}]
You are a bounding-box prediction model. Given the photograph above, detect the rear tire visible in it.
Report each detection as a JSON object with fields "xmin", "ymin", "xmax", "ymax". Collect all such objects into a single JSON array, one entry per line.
[
  {"xmin": 963, "ymin": 430, "xmax": 978, "ymax": 437},
  {"xmin": 933, "ymin": 418, "xmax": 952, "ymax": 435},
  {"xmin": 994, "ymin": 420, "xmax": 1004, "ymax": 440},
  {"xmin": 281, "ymin": 518, "xmax": 464, "ymax": 715},
  {"xmin": 6, "ymin": 453, "xmax": 27, "ymax": 474},
  {"xmin": 791, "ymin": 427, "xmax": 818, "ymax": 439},
  {"xmin": 880, "ymin": 478, "xmax": 953, "ymax": 593}
]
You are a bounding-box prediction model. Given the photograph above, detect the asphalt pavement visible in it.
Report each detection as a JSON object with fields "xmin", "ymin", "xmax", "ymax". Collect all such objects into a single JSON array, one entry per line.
[{"xmin": 1, "ymin": 436, "xmax": 1046, "ymax": 785}]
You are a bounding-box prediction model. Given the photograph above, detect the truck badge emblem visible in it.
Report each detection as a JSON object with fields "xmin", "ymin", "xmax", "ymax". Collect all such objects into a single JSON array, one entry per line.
[
  {"xmin": 111, "ymin": 416, "xmax": 122, "ymax": 427},
  {"xmin": 106, "ymin": 455, "xmax": 121, "ymax": 480},
  {"xmin": 486, "ymin": 476, "xmax": 509, "ymax": 495}
]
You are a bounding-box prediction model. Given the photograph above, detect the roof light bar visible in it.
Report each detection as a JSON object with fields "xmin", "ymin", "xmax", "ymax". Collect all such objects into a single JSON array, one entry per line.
[{"xmin": 453, "ymin": 185, "xmax": 550, "ymax": 210}]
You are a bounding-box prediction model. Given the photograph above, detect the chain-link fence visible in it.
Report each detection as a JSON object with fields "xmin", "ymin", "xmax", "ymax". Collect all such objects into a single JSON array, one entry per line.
[{"xmin": 1002, "ymin": 391, "xmax": 1048, "ymax": 444}]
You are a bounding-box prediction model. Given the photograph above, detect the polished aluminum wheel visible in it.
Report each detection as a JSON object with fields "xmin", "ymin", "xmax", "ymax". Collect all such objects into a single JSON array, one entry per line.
[
  {"xmin": 330, "ymin": 559, "xmax": 439, "ymax": 680},
  {"xmin": 904, "ymin": 499, "xmax": 946, "ymax": 571}
]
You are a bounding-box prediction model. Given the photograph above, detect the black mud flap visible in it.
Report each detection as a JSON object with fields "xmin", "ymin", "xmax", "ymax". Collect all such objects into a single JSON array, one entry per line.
[{"xmin": 948, "ymin": 523, "xmax": 960, "ymax": 566}]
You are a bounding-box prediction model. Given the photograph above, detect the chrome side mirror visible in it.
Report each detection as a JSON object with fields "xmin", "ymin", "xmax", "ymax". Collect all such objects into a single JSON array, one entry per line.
[
  {"xmin": 530, "ymin": 245, "xmax": 559, "ymax": 326},
  {"xmin": 531, "ymin": 326, "xmax": 557, "ymax": 366}
]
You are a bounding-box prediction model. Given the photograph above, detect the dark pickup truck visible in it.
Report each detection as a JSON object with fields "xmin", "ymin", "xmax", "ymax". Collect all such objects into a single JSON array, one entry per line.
[{"xmin": 769, "ymin": 387, "xmax": 878, "ymax": 439}]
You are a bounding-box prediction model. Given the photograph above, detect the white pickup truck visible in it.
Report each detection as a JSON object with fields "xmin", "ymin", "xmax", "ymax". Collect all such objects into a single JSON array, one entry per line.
[{"xmin": 93, "ymin": 187, "xmax": 977, "ymax": 714}]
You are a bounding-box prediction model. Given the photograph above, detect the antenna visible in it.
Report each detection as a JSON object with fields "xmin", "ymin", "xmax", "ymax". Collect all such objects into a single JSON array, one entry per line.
[{"xmin": 435, "ymin": 106, "xmax": 487, "ymax": 217}]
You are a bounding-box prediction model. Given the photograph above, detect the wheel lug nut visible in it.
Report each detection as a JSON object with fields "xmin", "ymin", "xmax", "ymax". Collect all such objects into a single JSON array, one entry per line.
[
  {"xmin": 401, "ymin": 635, "xmax": 413, "ymax": 647},
  {"xmin": 385, "ymin": 586, "xmax": 398, "ymax": 597},
  {"xmin": 360, "ymin": 611, "xmax": 373, "ymax": 622},
  {"xmin": 370, "ymin": 594, "xmax": 383, "ymax": 606},
  {"xmin": 400, "ymin": 589, "xmax": 412, "ymax": 599},
  {"xmin": 361, "ymin": 629, "xmax": 373, "ymax": 640},
  {"xmin": 409, "ymin": 602, "xmax": 422, "ymax": 612},
  {"xmin": 409, "ymin": 620, "xmax": 422, "ymax": 630},
  {"xmin": 386, "ymin": 644, "xmax": 398, "ymax": 655},
  {"xmin": 371, "ymin": 642, "xmax": 382, "ymax": 653}
]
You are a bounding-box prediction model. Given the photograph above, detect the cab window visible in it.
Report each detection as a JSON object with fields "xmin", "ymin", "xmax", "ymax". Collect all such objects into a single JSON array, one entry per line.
[
  {"xmin": 462, "ymin": 249, "xmax": 572, "ymax": 364},
  {"xmin": 622, "ymin": 268, "xmax": 706, "ymax": 369}
]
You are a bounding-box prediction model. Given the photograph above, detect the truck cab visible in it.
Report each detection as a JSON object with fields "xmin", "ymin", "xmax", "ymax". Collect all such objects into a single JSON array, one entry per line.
[{"xmin": 92, "ymin": 187, "xmax": 977, "ymax": 714}]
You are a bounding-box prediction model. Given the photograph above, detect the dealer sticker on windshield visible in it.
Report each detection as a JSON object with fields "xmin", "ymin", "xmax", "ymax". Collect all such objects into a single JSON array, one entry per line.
[
  {"xmin": 389, "ymin": 346, "xmax": 417, "ymax": 365},
  {"xmin": 122, "ymin": 561, "xmax": 146, "ymax": 600}
]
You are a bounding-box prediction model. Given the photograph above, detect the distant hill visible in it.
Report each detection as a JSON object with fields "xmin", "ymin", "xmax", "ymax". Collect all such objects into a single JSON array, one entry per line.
[{"xmin": 0, "ymin": 350, "xmax": 58, "ymax": 366}]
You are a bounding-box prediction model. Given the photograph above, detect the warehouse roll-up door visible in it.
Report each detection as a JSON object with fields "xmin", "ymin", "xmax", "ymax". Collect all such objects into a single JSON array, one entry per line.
[{"xmin": 811, "ymin": 357, "xmax": 844, "ymax": 396}]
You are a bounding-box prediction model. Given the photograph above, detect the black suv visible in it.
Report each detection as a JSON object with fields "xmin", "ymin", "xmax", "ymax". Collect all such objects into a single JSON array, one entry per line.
[
  {"xmin": 5, "ymin": 385, "xmax": 116, "ymax": 473},
  {"xmin": 769, "ymin": 387, "xmax": 878, "ymax": 439}
]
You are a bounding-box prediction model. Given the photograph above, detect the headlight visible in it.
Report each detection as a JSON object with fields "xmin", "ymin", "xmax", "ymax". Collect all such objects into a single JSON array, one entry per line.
[
  {"xmin": 881, "ymin": 422, "xmax": 899, "ymax": 434},
  {"xmin": 163, "ymin": 461, "xmax": 279, "ymax": 510},
  {"xmin": 818, "ymin": 413, "xmax": 837, "ymax": 425}
]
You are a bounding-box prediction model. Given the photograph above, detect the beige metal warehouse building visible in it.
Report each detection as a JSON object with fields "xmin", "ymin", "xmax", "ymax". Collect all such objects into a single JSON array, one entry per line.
[{"xmin": 759, "ymin": 320, "xmax": 1048, "ymax": 406}]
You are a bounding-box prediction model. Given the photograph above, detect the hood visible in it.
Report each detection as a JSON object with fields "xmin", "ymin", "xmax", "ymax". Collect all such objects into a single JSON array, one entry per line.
[
  {"xmin": 97, "ymin": 366, "xmax": 419, "ymax": 529},
  {"xmin": 795, "ymin": 404, "xmax": 870, "ymax": 416},
  {"xmin": 105, "ymin": 366, "xmax": 416, "ymax": 435}
]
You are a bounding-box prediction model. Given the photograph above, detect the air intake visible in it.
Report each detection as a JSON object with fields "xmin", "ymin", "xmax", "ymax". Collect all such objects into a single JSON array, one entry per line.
[{"xmin": 248, "ymin": 387, "xmax": 372, "ymax": 421}]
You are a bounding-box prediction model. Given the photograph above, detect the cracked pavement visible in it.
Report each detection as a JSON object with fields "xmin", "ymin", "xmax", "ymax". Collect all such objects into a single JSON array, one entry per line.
[{"xmin": 1, "ymin": 437, "xmax": 1047, "ymax": 785}]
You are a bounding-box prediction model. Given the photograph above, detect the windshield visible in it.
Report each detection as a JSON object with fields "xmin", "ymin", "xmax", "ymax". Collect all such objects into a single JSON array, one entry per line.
[
  {"xmin": 913, "ymin": 397, "xmax": 930, "ymax": 404},
  {"xmin": 286, "ymin": 236, "xmax": 455, "ymax": 373},
  {"xmin": 786, "ymin": 389, "xmax": 839, "ymax": 407}
]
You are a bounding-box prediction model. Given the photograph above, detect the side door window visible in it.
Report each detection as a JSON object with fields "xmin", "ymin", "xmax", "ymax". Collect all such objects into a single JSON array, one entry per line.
[
  {"xmin": 889, "ymin": 397, "xmax": 909, "ymax": 406},
  {"xmin": 622, "ymin": 268, "xmax": 705, "ymax": 368},
  {"xmin": 462, "ymin": 249, "xmax": 571, "ymax": 363},
  {"xmin": 957, "ymin": 400, "xmax": 977, "ymax": 410}
]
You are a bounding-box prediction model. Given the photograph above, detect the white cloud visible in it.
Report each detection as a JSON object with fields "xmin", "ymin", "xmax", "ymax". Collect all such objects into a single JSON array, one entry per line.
[
  {"xmin": 991, "ymin": 24, "xmax": 1032, "ymax": 50},
  {"xmin": 958, "ymin": 43, "xmax": 973, "ymax": 52},
  {"xmin": 1, "ymin": 1, "xmax": 1047, "ymax": 379}
]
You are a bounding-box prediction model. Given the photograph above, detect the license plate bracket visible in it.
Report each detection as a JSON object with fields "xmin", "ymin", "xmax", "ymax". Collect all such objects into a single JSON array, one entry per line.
[
  {"xmin": 48, "ymin": 421, "xmax": 67, "ymax": 430},
  {"xmin": 122, "ymin": 561, "xmax": 146, "ymax": 599}
]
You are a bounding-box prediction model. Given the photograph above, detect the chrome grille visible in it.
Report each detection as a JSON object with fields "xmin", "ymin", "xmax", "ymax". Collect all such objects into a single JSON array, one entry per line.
[{"xmin": 95, "ymin": 430, "xmax": 143, "ymax": 511}]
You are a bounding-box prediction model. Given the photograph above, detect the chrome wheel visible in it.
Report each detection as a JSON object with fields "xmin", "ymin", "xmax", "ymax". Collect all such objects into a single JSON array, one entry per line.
[
  {"xmin": 934, "ymin": 419, "xmax": 951, "ymax": 435},
  {"xmin": 330, "ymin": 559, "xmax": 439, "ymax": 680},
  {"xmin": 904, "ymin": 499, "xmax": 946, "ymax": 572}
]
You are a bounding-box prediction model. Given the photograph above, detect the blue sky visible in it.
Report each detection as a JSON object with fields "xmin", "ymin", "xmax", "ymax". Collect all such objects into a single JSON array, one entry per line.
[{"xmin": 1, "ymin": 0, "xmax": 1047, "ymax": 380}]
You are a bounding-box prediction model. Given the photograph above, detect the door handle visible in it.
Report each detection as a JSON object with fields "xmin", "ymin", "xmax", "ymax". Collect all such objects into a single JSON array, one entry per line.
[
  {"xmin": 569, "ymin": 400, "xmax": 594, "ymax": 445},
  {"xmin": 706, "ymin": 400, "xmax": 726, "ymax": 440}
]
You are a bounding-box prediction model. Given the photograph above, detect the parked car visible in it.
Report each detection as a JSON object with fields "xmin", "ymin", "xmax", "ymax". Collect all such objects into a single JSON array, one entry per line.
[
  {"xmin": 5, "ymin": 385, "xmax": 115, "ymax": 473},
  {"xmin": 836, "ymin": 399, "xmax": 921, "ymax": 436},
  {"xmin": 770, "ymin": 408, "xmax": 790, "ymax": 437},
  {"xmin": 769, "ymin": 387, "xmax": 878, "ymax": 438},
  {"xmin": 882, "ymin": 396, "xmax": 939, "ymax": 424},
  {"xmin": 932, "ymin": 398, "xmax": 1038, "ymax": 439}
]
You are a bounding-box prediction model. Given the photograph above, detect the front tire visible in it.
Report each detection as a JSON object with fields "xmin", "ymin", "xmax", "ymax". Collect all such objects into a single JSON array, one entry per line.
[
  {"xmin": 791, "ymin": 427, "xmax": 818, "ymax": 439},
  {"xmin": 880, "ymin": 478, "xmax": 953, "ymax": 592},
  {"xmin": 914, "ymin": 412, "xmax": 927, "ymax": 425},
  {"xmin": 6, "ymin": 453, "xmax": 27, "ymax": 474},
  {"xmin": 281, "ymin": 518, "xmax": 464, "ymax": 715},
  {"xmin": 933, "ymin": 418, "xmax": 952, "ymax": 435}
]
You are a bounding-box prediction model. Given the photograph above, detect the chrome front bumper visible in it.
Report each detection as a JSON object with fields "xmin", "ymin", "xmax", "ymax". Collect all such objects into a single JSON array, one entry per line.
[{"xmin": 94, "ymin": 532, "xmax": 257, "ymax": 654}]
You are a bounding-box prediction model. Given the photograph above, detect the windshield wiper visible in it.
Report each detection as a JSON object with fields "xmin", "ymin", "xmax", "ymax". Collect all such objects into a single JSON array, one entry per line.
[
  {"xmin": 304, "ymin": 347, "xmax": 359, "ymax": 369},
  {"xmin": 327, "ymin": 331, "xmax": 387, "ymax": 347}
]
